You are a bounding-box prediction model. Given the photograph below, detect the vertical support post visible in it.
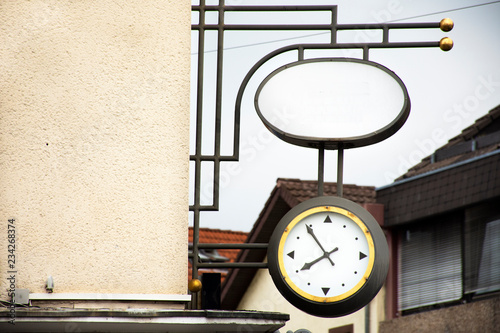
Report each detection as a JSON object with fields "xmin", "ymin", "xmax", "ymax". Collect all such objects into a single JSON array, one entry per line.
[
  {"xmin": 212, "ymin": 1, "xmax": 225, "ymax": 210},
  {"xmin": 382, "ymin": 26, "xmax": 389, "ymax": 44},
  {"xmin": 337, "ymin": 144, "xmax": 344, "ymax": 197},
  {"xmin": 191, "ymin": 0, "xmax": 206, "ymax": 310},
  {"xmin": 190, "ymin": 209, "xmax": 201, "ymax": 309},
  {"xmin": 318, "ymin": 144, "xmax": 325, "ymax": 197},
  {"xmin": 330, "ymin": 6, "xmax": 338, "ymax": 44},
  {"xmin": 365, "ymin": 304, "xmax": 371, "ymax": 333},
  {"xmin": 363, "ymin": 45, "xmax": 369, "ymax": 60},
  {"xmin": 192, "ymin": 210, "xmax": 200, "ymax": 282},
  {"xmin": 298, "ymin": 46, "xmax": 305, "ymax": 61}
]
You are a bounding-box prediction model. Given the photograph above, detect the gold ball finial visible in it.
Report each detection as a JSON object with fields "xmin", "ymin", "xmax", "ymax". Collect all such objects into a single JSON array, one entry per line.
[
  {"xmin": 440, "ymin": 18, "xmax": 454, "ymax": 32},
  {"xmin": 439, "ymin": 37, "xmax": 454, "ymax": 51},
  {"xmin": 188, "ymin": 278, "xmax": 202, "ymax": 293}
]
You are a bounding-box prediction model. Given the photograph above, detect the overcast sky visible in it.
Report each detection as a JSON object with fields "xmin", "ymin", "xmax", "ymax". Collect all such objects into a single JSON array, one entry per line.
[{"xmin": 190, "ymin": 0, "xmax": 500, "ymax": 232}]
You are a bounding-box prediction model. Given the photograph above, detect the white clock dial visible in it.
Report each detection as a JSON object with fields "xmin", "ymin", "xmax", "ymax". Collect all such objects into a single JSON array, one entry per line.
[
  {"xmin": 268, "ymin": 196, "xmax": 389, "ymax": 317},
  {"xmin": 282, "ymin": 211, "xmax": 370, "ymax": 298}
]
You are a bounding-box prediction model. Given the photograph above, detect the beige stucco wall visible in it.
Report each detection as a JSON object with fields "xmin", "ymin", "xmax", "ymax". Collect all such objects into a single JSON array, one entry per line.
[
  {"xmin": 0, "ymin": 0, "xmax": 190, "ymax": 301},
  {"xmin": 238, "ymin": 259, "xmax": 386, "ymax": 332}
]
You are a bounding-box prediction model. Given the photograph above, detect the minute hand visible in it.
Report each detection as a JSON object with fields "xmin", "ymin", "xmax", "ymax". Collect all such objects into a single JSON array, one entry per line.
[
  {"xmin": 301, "ymin": 247, "xmax": 338, "ymax": 271},
  {"xmin": 306, "ymin": 224, "xmax": 335, "ymax": 266}
]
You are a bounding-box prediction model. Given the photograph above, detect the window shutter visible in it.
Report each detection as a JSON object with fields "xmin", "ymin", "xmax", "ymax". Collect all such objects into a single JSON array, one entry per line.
[
  {"xmin": 399, "ymin": 221, "xmax": 462, "ymax": 311},
  {"xmin": 465, "ymin": 218, "xmax": 500, "ymax": 294}
]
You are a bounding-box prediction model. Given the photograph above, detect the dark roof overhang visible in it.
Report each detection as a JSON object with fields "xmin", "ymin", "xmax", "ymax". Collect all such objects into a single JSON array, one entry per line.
[{"xmin": 377, "ymin": 149, "xmax": 500, "ymax": 227}]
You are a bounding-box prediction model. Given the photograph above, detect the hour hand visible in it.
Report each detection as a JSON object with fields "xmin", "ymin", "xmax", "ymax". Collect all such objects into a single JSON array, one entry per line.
[{"xmin": 300, "ymin": 247, "xmax": 338, "ymax": 271}]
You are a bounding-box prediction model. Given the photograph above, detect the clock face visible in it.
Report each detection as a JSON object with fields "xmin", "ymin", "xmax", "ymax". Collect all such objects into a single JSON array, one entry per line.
[
  {"xmin": 268, "ymin": 196, "xmax": 389, "ymax": 317},
  {"xmin": 279, "ymin": 207, "xmax": 374, "ymax": 302}
]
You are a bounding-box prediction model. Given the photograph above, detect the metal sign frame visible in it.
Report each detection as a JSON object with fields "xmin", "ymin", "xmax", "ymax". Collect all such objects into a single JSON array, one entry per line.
[{"xmin": 189, "ymin": 0, "xmax": 452, "ymax": 308}]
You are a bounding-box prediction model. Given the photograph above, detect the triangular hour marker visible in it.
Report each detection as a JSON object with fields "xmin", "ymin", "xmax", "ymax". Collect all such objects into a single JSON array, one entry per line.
[
  {"xmin": 359, "ymin": 252, "xmax": 367, "ymax": 260},
  {"xmin": 287, "ymin": 251, "xmax": 295, "ymax": 259},
  {"xmin": 324, "ymin": 215, "xmax": 332, "ymax": 223},
  {"xmin": 322, "ymin": 287, "xmax": 330, "ymax": 296}
]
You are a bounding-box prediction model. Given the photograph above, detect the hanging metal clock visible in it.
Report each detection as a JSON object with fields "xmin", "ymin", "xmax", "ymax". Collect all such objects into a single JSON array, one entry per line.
[
  {"xmin": 241, "ymin": 11, "xmax": 453, "ymax": 318},
  {"xmin": 268, "ymin": 196, "xmax": 389, "ymax": 317}
]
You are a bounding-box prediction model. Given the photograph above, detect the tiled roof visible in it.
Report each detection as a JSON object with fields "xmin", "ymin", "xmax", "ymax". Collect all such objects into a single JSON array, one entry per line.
[
  {"xmin": 188, "ymin": 227, "xmax": 248, "ymax": 263},
  {"xmin": 378, "ymin": 152, "xmax": 500, "ymax": 226},
  {"xmin": 378, "ymin": 105, "xmax": 500, "ymax": 227},
  {"xmin": 398, "ymin": 105, "xmax": 500, "ymax": 180},
  {"xmin": 276, "ymin": 178, "xmax": 376, "ymax": 205},
  {"xmin": 188, "ymin": 227, "xmax": 248, "ymax": 282},
  {"xmin": 189, "ymin": 227, "xmax": 248, "ymax": 246}
]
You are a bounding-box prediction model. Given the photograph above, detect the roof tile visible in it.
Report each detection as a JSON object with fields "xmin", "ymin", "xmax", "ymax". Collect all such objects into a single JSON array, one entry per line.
[
  {"xmin": 277, "ymin": 178, "xmax": 376, "ymax": 204},
  {"xmin": 398, "ymin": 105, "xmax": 500, "ymax": 180}
]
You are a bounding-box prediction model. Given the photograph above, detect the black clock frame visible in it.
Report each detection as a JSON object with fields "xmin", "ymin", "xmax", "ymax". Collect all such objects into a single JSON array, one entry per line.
[{"xmin": 268, "ymin": 196, "xmax": 389, "ymax": 317}]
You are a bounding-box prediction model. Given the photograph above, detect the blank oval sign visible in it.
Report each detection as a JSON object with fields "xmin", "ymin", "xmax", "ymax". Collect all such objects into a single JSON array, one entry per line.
[{"xmin": 254, "ymin": 58, "xmax": 410, "ymax": 149}]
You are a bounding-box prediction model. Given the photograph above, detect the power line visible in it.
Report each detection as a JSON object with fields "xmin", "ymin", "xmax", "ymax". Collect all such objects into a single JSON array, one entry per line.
[
  {"xmin": 388, "ymin": 0, "xmax": 500, "ymax": 22},
  {"xmin": 192, "ymin": 32, "xmax": 325, "ymax": 55},
  {"xmin": 193, "ymin": 1, "xmax": 500, "ymax": 54}
]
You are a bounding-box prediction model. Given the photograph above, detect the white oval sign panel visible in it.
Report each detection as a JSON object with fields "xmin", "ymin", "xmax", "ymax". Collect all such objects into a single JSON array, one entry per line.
[{"xmin": 254, "ymin": 58, "xmax": 410, "ymax": 149}]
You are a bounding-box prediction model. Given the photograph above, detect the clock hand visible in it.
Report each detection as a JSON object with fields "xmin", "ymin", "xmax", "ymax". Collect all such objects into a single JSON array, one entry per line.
[
  {"xmin": 300, "ymin": 247, "xmax": 338, "ymax": 271},
  {"xmin": 306, "ymin": 224, "xmax": 335, "ymax": 266}
]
